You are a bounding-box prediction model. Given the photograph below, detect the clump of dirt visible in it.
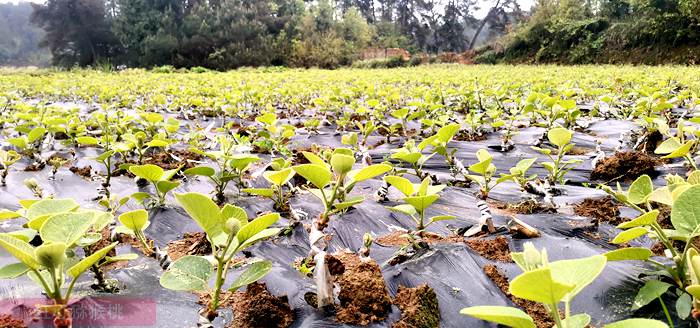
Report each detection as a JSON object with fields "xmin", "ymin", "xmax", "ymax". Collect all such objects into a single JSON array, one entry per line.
[
  {"xmin": 492, "ymin": 199, "xmax": 557, "ymax": 215},
  {"xmin": 574, "ymin": 197, "xmax": 622, "ymax": 225},
  {"xmin": 229, "ymin": 282, "xmax": 294, "ymax": 328},
  {"xmin": 144, "ymin": 150, "xmax": 202, "ymax": 170},
  {"xmin": 483, "ymin": 265, "xmax": 555, "ymax": 328},
  {"xmin": 653, "ymin": 203, "xmax": 672, "ymax": 229},
  {"xmin": 89, "ymin": 227, "xmax": 117, "ymax": 257},
  {"xmin": 23, "ymin": 162, "xmax": 45, "ymax": 171},
  {"xmin": 638, "ymin": 130, "xmax": 664, "ymax": 154},
  {"xmin": 392, "ymin": 284, "xmax": 440, "ymax": 328},
  {"xmin": 375, "ymin": 231, "xmax": 464, "ymax": 247},
  {"xmin": 466, "ymin": 236, "xmax": 513, "ymax": 263},
  {"xmin": 115, "ymin": 233, "xmax": 154, "ymax": 257},
  {"xmin": 454, "ymin": 131, "xmax": 487, "ymax": 141},
  {"xmin": 166, "ymin": 232, "xmax": 212, "ymax": 261},
  {"xmin": 69, "ymin": 165, "xmax": 92, "ymax": 178},
  {"xmin": 566, "ymin": 146, "xmax": 593, "ymax": 156},
  {"xmin": 332, "ymin": 251, "xmax": 392, "ymax": 325},
  {"xmin": 590, "ymin": 151, "xmax": 659, "ymax": 182},
  {"xmin": 0, "ymin": 314, "xmax": 26, "ymax": 328}
]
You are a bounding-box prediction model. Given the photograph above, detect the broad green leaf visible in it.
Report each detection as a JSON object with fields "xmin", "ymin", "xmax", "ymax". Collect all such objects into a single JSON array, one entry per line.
[
  {"xmin": 604, "ymin": 248, "xmax": 653, "ymax": 261},
  {"xmin": 384, "ymin": 175, "xmax": 414, "ymax": 196},
  {"xmin": 676, "ymin": 292, "xmax": 692, "ymax": 319},
  {"xmin": 611, "ymin": 227, "xmax": 648, "ymax": 244},
  {"xmin": 302, "ymin": 151, "xmax": 326, "ymax": 166},
  {"xmin": 237, "ymin": 213, "xmax": 280, "ymax": 244},
  {"xmin": 76, "ymin": 136, "xmax": 99, "ymax": 146},
  {"xmin": 662, "ymin": 140, "xmax": 694, "ymax": 159},
  {"xmin": 391, "ymin": 152, "xmax": 421, "ymax": 164},
  {"xmin": 549, "ymin": 255, "xmax": 607, "ymax": 301},
  {"xmin": 510, "ymin": 267, "xmax": 574, "ymax": 304},
  {"xmin": 221, "ymin": 204, "xmax": 248, "ymax": 225},
  {"xmin": 263, "ymin": 168, "xmax": 295, "ymax": 186},
  {"xmin": 688, "ymin": 171, "xmax": 700, "ymax": 185},
  {"xmin": 603, "ymin": 319, "xmax": 668, "ymax": 328},
  {"xmin": 632, "ymin": 280, "xmax": 671, "ymax": 310},
  {"xmin": 293, "ymin": 164, "xmax": 332, "ymax": 189},
  {"xmin": 40, "ymin": 212, "xmax": 97, "ymax": 247},
  {"xmin": 627, "ymin": 175, "xmax": 653, "ymax": 204},
  {"xmin": 671, "ymin": 185, "xmax": 700, "ymax": 235},
  {"xmin": 175, "ymin": 192, "xmax": 224, "ymax": 240},
  {"xmin": 404, "ymin": 194, "xmax": 439, "ymax": 213},
  {"xmin": 26, "ymin": 198, "xmax": 79, "ymax": 221},
  {"xmin": 0, "ymin": 210, "xmax": 20, "ymax": 221},
  {"xmin": 156, "ymin": 180, "xmax": 180, "ymax": 194},
  {"xmin": 118, "ymin": 209, "xmax": 149, "ymax": 232},
  {"xmin": 560, "ymin": 313, "xmax": 591, "ymax": 328},
  {"xmin": 429, "ymin": 215, "xmax": 456, "ymax": 223},
  {"xmin": 28, "ymin": 127, "xmax": 46, "ymax": 143},
  {"xmin": 184, "ymin": 166, "xmax": 215, "ymax": 177},
  {"xmin": 333, "ymin": 196, "xmax": 364, "ymax": 211},
  {"xmin": 647, "ymin": 187, "xmax": 673, "ymax": 206},
  {"xmin": 128, "ymin": 164, "xmax": 164, "ymax": 182},
  {"xmin": 389, "ymin": 204, "xmax": 417, "ymax": 216},
  {"xmin": 0, "ymin": 263, "xmax": 29, "ymax": 279},
  {"xmin": 106, "ymin": 253, "xmax": 139, "ymax": 263},
  {"xmin": 242, "ymin": 188, "xmax": 275, "ymax": 197},
  {"xmin": 437, "ymin": 123, "xmax": 461, "ymax": 142},
  {"xmin": 349, "ymin": 164, "xmax": 392, "ymax": 183},
  {"xmin": 160, "ymin": 255, "xmax": 212, "ymax": 291},
  {"xmin": 68, "ymin": 242, "xmax": 117, "ymax": 278},
  {"xmin": 330, "ymin": 153, "xmax": 355, "ymax": 175},
  {"xmin": 548, "ymin": 127, "xmax": 573, "ymax": 148},
  {"xmin": 459, "ymin": 306, "xmax": 535, "ymax": 328},
  {"xmin": 236, "ymin": 228, "xmax": 280, "ymax": 251},
  {"xmin": 0, "ymin": 234, "xmax": 39, "ymax": 269},
  {"xmin": 229, "ymin": 260, "xmax": 272, "ymax": 291},
  {"xmin": 617, "ymin": 210, "xmax": 659, "ymax": 229},
  {"xmin": 654, "ymin": 138, "xmax": 681, "ymax": 155}
]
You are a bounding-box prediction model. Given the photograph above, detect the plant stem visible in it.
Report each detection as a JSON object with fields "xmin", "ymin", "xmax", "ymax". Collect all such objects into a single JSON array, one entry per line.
[
  {"xmin": 659, "ymin": 296, "xmax": 675, "ymax": 328},
  {"xmin": 210, "ymin": 258, "xmax": 225, "ymax": 314}
]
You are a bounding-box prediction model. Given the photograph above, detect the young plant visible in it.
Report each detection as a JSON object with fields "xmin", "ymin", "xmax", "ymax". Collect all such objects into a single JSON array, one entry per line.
[
  {"xmin": 654, "ymin": 120, "xmax": 698, "ymax": 170},
  {"xmin": 509, "ymin": 158, "xmax": 538, "ymax": 190},
  {"xmin": 128, "ymin": 164, "xmax": 181, "ymax": 207},
  {"xmin": 467, "ymin": 149, "xmax": 512, "ymax": 199},
  {"xmin": 532, "ymin": 127, "xmax": 582, "ymax": 185},
  {"xmin": 160, "ymin": 192, "xmax": 279, "ymax": 321},
  {"xmin": 421, "ymin": 123, "xmax": 469, "ymax": 182},
  {"xmin": 243, "ymin": 167, "xmax": 296, "ymax": 212},
  {"xmin": 461, "ymin": 243, "xmax": 667, "ymax": 328},
  {"xmin": 384, "ymin": 175, "xmax": 454, "ymax": 242},
  {"xmin": 391, "ymin": 139, "xmax": 434, "ymax": 180},
  {"xmin": 114, "ymin": 209, "xmax": 152, "ymax": 255},
  {"xmin": 0, "ymin": 149, "xmax": 20, "ymax": 185}
]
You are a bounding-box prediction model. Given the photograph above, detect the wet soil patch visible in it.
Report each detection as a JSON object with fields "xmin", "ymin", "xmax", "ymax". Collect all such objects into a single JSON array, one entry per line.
[
  {"xmin": 483, "ymin": 265, "xmax": 554, "ymax": 328},
  {"xmin": 491, "ymin": 199, "xmax": 557, "ymax": 215},
  {"xmin": 392, "ymin": 284, "xmax": 440, "ymax": 328},
  {"xmin": 70, "ymin": 165, "xmax": 92, "ymax": 178},
  {"xmin": 573, "ymin": 197, "xmax": 622, "ymax": 225},
  {"xmin": 229, "ymin": 282, "xmax": 294, "ymax": 328},
  {"xmin": 0, "ymin": 314, "xmax": 26, "ymax": 328},
  {"xmin": 376, "ymin": 231, "xmax": 464, "ymax": 247},
  {"xmin": 166, "ymin": 232, "xmax": 212, "ymax": 261},
  {"xmin": 590, "ymin": 151, "xmax": 659, "ymax": 182},
  {"xmin": 465, "ymin": 236, "xmax": 513, "ymax": 263},
  {"xmin": 331, "ymin": 251, "xmax": 392, "ymax": 325}
]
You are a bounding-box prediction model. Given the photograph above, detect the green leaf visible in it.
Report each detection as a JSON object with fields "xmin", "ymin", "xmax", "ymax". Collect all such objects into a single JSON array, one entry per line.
[
  {"xmin": 617, "ymin": 210, "xmax": 659, "ymax": 229},
  {"xmin": 459, "ymin": 306, "xmax": 536, "ymax": 328},
  {"xmin": 28, "ymin": 126, "xmax": 46, "ymax": 143},
  {"xmin": 105, "ymin": 253, "xmax": 139, "ymax": 263},
  {"xmin": 156, "ymin": 180, "xmax": 180, "ymax": 194},
  {"xmin": 333, "ymin": 196, "xmax": 364, "ymax": 211},
  {"xmin": 549, "ymin": 255, "xmax": 607, "ymax": 302},
  {"xmin": 0, "ymin": 210, "xmax": 21, "ymax": 221},
  {"xmin": 429, "ymin": 215, "xmax": 456, "ymax": 223},
  {"xmin": 175, "ymin": 192, "xmax": 224, "ymax": 241},
  {"xmin": 548, "ymin": 127, "xmax": 573, "ymax": 148},
  {"xmin": 437, "ymin": 123, "xmax": 461, "ymax": 142},
  {"xmin": 662, "ymin": 140, "xmax": 694, "ymax": 159},
  {"xmin": 389, "ymin": 204, "xmax": 417, "ymax": 216},
  {"xmin": 676, "ymin": 292, "xmax": 692, "ymax": 319},
  {"xmin": 560, "ymin": 313, "xmax": 591, "ymax": 328},
  {"xmin": 632, "ymin": 280, "xmax": 672, "ymax": 310},
  {"xmin": 0, "ymin": 234, "xmax": 39, "ymax": 269},
  {"xmin": 236, "ymin": 213, "xmax": 279, "ymax": 245},
  {"xmin": 671, "ymin": 185, "xmax": 700, "ymax": 235},
  {"xmin": 349, "ymin": 164, "xmax": 392, "ymax": 183},
  {"xmin": 611, "ymin": 227, "xmax": 648, "ymax": 244},
  {"xmin": 384, "ymin": 175, "xmax": 415, "ymax": 196},
  {"xmin": 67, "ymin": 242, "xmax": 117, "ymax": 278},
  {"xmin": 243, "ymin": 188, "xmax": 275, "ymax": 197},
  {"xmin": 510, "ymin": 267, "xmax": 574, "ymax": 304},
  {"xmin": 26, "ymin": 198, "xmax": 79, "ymax": 221},
  {"xmin": 302, "ymin": 151, "xmax": 326, "ymax": 166},
  {"xmin": 403, "ymin": 194, "xmax": 439, "ymax": 213},
  {"xmin": 229, "ymin": 260, "xmax": 272, "ymax": 291},
  {"xmin": 655, "ymin": 138, "xmax": 681, "ymax": 155},
  {"xmin": 603, "ymin": 319, "xmax": 668, "ymax": 328},
  {"xmin": 76, "ymin": 136, "xmax": 99, "ymax": 146},
  {"xmin": 330, "ymin": 153, "xmax": 355, "ymax": 175},
  {"xmin": 293, "ymin": 164, "xmax": 332, "ymax": 189},
  {"xmin": 160, "ymin": 255, "xmax": 212, "ymax": 291},
  {"xmin": 40, "ymin": 212, "xmax": 97, "ymax": 247},
  {"xmin": 0, "ymin": 263, "xmax": 29, "ymax": 279},
  {"xmin": 118, "ymin": 209, "xmax": 149, "ymax": 232},
  {"xmin": 604, "ymin": 248, "xmax": 653, "ymax": 261},
  {"xmin": 627, "ymin": 175, "xmax": 653, "ymax": 204},
  {"xmin": 184, "ymin": 166, "xmax": 215, "ymax": 177},
  {"xmin": 263, "ymin": 168, "xmax": 295, "ymax": 186},
  {"xmin": 128, "ymin": 164, "xmax": 164, "ymax": 182}
]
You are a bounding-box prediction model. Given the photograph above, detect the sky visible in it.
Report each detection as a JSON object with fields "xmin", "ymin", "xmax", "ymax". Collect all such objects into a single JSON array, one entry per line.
[{"xmin": 0, "ymin": 0, "xmax": 537, "ymax": 17}]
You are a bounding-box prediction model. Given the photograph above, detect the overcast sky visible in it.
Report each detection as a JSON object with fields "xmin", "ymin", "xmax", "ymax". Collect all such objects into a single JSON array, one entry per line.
[{"xmin": 0, "ymin": 0, "xmax": 537, "ymax": 18}]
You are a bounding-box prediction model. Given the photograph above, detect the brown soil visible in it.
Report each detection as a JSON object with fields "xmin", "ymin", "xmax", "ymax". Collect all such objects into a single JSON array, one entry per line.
[
  {"xmin": 23, "ymin": 162, "xmax": 44, "ymax": 171},
  {"xmin": 331, "ymin": 251, "xmax": 392, "ymax": 325},
  {"xmin": 639, "ymin": 130, "xmax": 664, "ymax": 154},
  {"xmin": 491, "ymin": 199, "xmax": 557, "ymax": 215},
  {"xmin": 654, "ymin": 203, "xmax": 673, "ymax": 229},
  {"xmin": 143, "ymin": 149, "xmax": 202, "ymax": 170},
  {"xmin": 392, "ymin": 284, "xmax": 440, "ymax": 328},
  {"xmin": 566, "ymin": 146, "xmax": 593, "ymax": 156},
  {"xmin": 590, "ymin": 151, "xmax": 659, "ymax": 182},
  {"xmin": 454, "ymin": 131, "xmax": 488, "ymax": 141},
  {"xmin": 166, "ymin": 232, "xmax": 212, "ymax": 261},
  {"xmin": 466, "ymin": 236, "xmax": 513, "ymax": 263},
  {"xmin": 229, "ymin": 282, "xmax": 294, "ymax": 328},
  {"xmin": 69, "ymin": 165, "xmax": 92, "ymax": 178},
  {"xmin": 483, "ymin": 265, "xmax": 555, "ymax": 328},
  {"xmin": 375, "ymin": 231, "xmax": 464, "ymax": 247},
  {"xmin": 0, "ymin": 314, "xmax": 26, "ymax": 328},
  {"xmin": 115, "ymin": 233, "xmax": 154, "ymax": 257},
  {"xmin": 574, "ymin": 197, "xmax": 622, "ymax": 225}
]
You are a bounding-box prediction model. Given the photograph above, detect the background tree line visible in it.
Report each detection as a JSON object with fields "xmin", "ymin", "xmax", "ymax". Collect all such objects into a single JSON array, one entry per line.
[
  {"xmin": 24, "ymin": 0, "xmax": 523, "ymax": 69},
  {"xmin": 475, "ymin": 0, "xmax": 700, "ymax": 64}
]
